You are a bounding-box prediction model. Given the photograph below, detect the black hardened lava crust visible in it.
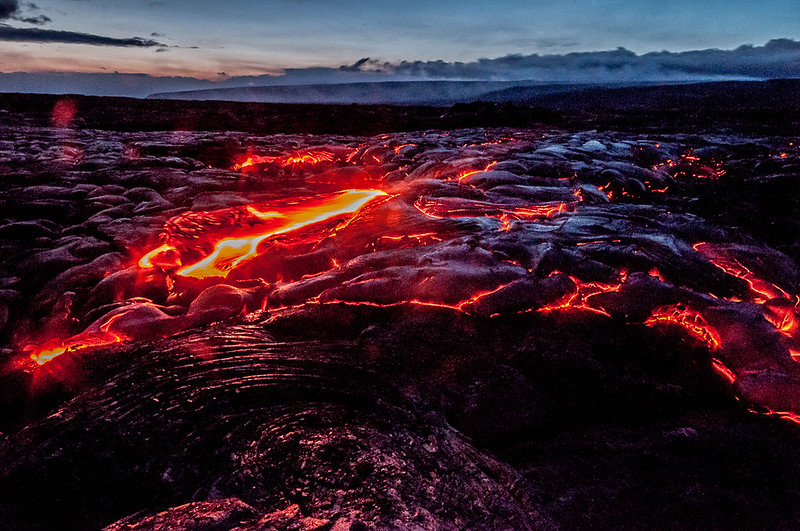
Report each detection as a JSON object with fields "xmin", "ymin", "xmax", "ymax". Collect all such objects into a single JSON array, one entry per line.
[{"xmin": 0, "ymin": 86, "xmax": 799, "ymax": 529}]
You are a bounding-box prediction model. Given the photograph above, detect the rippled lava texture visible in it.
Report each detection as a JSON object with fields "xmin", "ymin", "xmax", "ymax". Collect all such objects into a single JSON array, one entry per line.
[{"xmin": 1, "ymin": 93, "xmax": 800, "ymax": 530}]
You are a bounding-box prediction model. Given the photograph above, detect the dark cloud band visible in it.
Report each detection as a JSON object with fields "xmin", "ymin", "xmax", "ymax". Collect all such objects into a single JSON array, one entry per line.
[
  {"xmin": 370, "ymin": 39, "xmax": 800, "ymax": 81},
  {"xmin": 0, "ymin": 25, "xmax": 164, "ymax": 46}
]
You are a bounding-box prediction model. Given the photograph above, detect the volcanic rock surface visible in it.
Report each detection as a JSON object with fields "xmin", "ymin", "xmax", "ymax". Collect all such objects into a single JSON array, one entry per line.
[{"xmin": 1, "ymin": 104, "xmax": 800, "ymax": 529}]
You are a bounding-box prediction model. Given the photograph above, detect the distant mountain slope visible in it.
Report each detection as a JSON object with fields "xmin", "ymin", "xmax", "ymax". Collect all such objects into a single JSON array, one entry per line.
[
  {"xmin": 480, "ymin": 79, "xmax": 800, "ymax": 110},
  {"xmin": 147, "ymin": 80, "xmax": 614, "ymax": 105},
  {"xmin": 146, "ymin": 79, "xmax": 766, "ymax": 107}
]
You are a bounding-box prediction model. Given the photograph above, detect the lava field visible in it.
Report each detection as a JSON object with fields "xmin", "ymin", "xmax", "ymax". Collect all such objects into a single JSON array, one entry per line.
[{"xmin": 1, "ymin": 96, "xmax": 800, "ymax": 529}]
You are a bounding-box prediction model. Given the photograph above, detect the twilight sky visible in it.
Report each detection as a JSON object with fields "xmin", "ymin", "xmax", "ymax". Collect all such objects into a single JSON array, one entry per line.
[{"xmin": 1, "ymin": 0, "xmax": 799, "ymax": 95}]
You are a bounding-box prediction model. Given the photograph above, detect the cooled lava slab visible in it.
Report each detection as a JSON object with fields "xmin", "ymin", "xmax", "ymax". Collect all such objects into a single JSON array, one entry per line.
[{"xmin": 1, "ymin": 113, "xmax": 800, "ymax": 529}]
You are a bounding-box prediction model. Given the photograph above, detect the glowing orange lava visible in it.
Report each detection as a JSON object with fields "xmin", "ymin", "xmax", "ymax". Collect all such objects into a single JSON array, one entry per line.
[
  {"xmin": 25, "ymin": 310, "xmax": 132, "ymax": 366},
  {"xmin": 763, "ymin": 304, "xmax": 799, "ymax": 338},
  {"xmin": 234, "ymin": 154, "xmax": 275, "ymax": 170},
  {"xmin": 319, "ymin": 282, "xmax": 516, "ymax": 314},
  {"xmin": 693, "ymin": 242, "xmax": 790, "ymax": 303},
  {"xmin": 457, "ymin": 161, "xmax": 498, "ymax": 183},
  {"xmin": 284, "ymin": 151, "xmax": 335, "ymax": 166},
  {"xmin": 27, "ymin": 189, "xmax": 388, "ymax": 367},
  {"xmin": 139, "ymin": 243, "xmax": 177, "ymax": 269},
  {"xmin": 710, "ymin": 358, "xmax": 737, "ymax": 384},
  {"xmin": 537, "ymin": 273, "xmax": 624, "ymax": 318},
  {"xmin": 234, "ymin": 149, "xmax": 343, "ymax": 171},
  {"xmin": 648, "ymin": 267, "xmax": 666, "ymax": 282},
  {"xmin": 142, "ymin": 190, "xmax": 388, "ymax": 279},
  {"xmin": 393, "ymin": 143, "xmax": 415, "ymax": 154},
  {"xmin": 414, "ymin": 197, "xmax": 568, "ymax": 223},
  {"xmin": 372, "ymin": 232, "xmax": 444, "ymax": 250},
  {"xmin": 644, "ymin": 305, "xmax": 721, "ymax": 350},
  {"xmin": 752, "ymin": 407, "xmax": 800, "ymax": 426},
  {"xmin": 692, "ymin": 241, "xmax": 800, "ymax": 367}
]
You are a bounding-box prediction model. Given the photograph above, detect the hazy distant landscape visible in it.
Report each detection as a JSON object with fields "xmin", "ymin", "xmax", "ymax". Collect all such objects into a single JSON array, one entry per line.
[
  {"xmin": 147, "ymin": 80, "xmax": 666, "ymax": 106},
  {"xmin": 4, "ymin": 79, "xmax": 799, "ymax": 135}
]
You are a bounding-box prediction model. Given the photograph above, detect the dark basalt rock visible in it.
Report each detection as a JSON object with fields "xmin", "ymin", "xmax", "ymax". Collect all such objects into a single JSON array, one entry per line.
[
  {"xmin": 105, "ymin": 498, "xmax": 261, "ymax": 531},
  {"xmin": 0, "ymin": 220, "xmax": 59, "ymax": 239},
  {"xmin": 0, "ymin": 323, "xmax": 547, "ymax": 530}
]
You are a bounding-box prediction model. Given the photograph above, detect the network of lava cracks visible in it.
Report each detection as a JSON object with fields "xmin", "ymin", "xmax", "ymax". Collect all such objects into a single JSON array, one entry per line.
[{"xmin": 21, "ymin": 142, "xmax": 800, "ymax": 424}]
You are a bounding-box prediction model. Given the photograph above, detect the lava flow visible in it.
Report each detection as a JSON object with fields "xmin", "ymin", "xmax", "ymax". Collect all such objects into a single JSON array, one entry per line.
[
  {"xmin": 25, "ymin": 309, "xmax": 133, "ymax": 366},
  {"xmin": 693, "ymin": 242, "xmax": 793, "ymax": 303},
  {"xmin": 16, "ymin": 132, "xmax": 800, "ymax": 437},
  {"xmin": 26, "ymin": 189, "xmax": 388, "ymax": 366},
  {"xmin": 644, "ymin": 305, "xmax": 722, "ymax": 351},
  {"xmin": 141, "ymin": 189, "xmax": 388, "ymax": 279},
  {"xmin": 537, "ymin": 273, "xmax": 625, "ymax": 318},
  {"xmin": 693, "ymin": 242, "xmax": 800, "ymax": 347},
  {"xmin": 233, "ymin": 148, "xmax": 344, "ymax": 171},
  {"xmin": 414, "ymin": 196, "xmax": 569, "ymax": 224}
]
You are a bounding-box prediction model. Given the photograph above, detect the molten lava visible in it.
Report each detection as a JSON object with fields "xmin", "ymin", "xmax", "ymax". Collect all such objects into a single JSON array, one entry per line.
[
  {"xmin": 536, "ymin": 273, "xmax": 624, "ymax": 318},
  {"xmin": 457, "ymin": 161, "xmax": 498, "ymax": 182},
  {"xmin": 284, "ymin": 150, "xmax": 337, "ymax": 168},
  {"xmin": 27, "ymin": 190, "xmax": 388, "ymax": 366},
  {"xmin": 25, "ymin": 310, "xmax": 133, "ymax": 366},
  {"xmin": 644, "ymin": 305, "xmax": 722, "ymax": 351},
  {"xmin": 693, "ymin": 241, "xmax": 800, "ymax": 352},
  {"xmin": 763, "ymin": 303, "xmax": 799, "ymax": 338},
  {"xmin": 710, "ymin": 358, "xmax": 737, "ymax": 384},
  {"xmin": 693, "ymin": 242, "xmax": 791, "ymax": 303},
  {"xmin": 234, "ymin": 149, "xmax": 344, "ymax": 171},
  {"xmin": 414, "ymin": 197, "xmax": 568, "ymax": 223},
  {"xmin": 371, "ymin": 233, "xmax": 444, "ymax": 251},
  {"xmin": 235, "ymin": 154, "xmax": 275, "ymax": 170},
  {"xmin": 141, "ymin": 190, "xmax": 388, "ymax": 279}
]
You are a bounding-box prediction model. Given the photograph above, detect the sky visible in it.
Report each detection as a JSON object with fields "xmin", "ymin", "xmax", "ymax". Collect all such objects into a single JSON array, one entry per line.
[{"xmin": 1, "ymin": 0, "xmax": 799, "ymax": 96}]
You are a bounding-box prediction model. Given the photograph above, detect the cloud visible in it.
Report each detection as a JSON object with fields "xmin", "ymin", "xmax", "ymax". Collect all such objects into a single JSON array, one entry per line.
[
  {"xmin": 0, "ymin": 25, "xmax": 165, "ymax": 46},
  {"xmin": 366, "ymin": 39, "xmax": 800, "ymax": 82},
  {"xmin": 16, "ymin": 14, "xmax": 49, "ymax": 24},
  {"xmin": 0, "ymin": 0, "xmax": 49, "ymax": 25},
  {"xmin": 533, "ymin": 39, "xmax": 579, "ymax": 50},
  {"xmin": 0, "ymin": 0, "xmax": 20, "ymax": 19},
  {"xmin": 339, "ymin": 57, "xmax": 372, "ymax": 72}
]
